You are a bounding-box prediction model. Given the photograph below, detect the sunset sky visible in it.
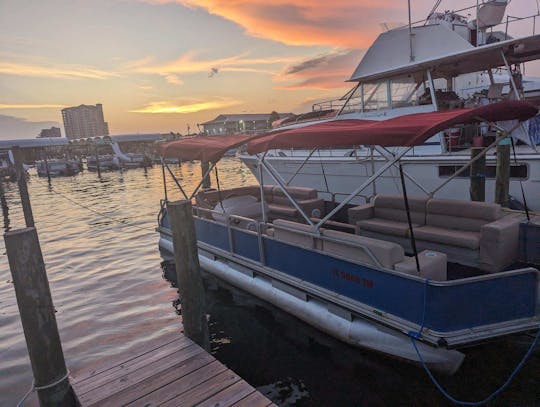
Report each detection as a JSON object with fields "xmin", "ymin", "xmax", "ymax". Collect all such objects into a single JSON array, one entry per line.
[{"xmin": 0, "ymin": 0, "xmax": 538, "ymax": 138}]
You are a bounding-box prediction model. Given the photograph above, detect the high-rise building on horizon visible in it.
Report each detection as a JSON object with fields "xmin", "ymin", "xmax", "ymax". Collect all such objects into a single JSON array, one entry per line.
[{"xmin": 61, "ymin": 103, "xmax": 109, "ymax": 140}]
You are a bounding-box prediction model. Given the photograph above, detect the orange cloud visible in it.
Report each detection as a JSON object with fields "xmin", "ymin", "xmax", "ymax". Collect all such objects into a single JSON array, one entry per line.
[
  {"xmin": 0, "ymin": 62, "xmax": 117, "ymax": 79},
  {"xmin": 130, "ymin": 98, "xmax": 242, "ymax": 114},
  {"xmin": 148, "ymin": 0, "xmax": 405, "ymax": 48}
]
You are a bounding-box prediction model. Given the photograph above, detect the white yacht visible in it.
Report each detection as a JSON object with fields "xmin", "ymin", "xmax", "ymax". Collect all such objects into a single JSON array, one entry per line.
[{"xmin": 239, "ymin": 1, "xmax": 540, "ymax": 210}]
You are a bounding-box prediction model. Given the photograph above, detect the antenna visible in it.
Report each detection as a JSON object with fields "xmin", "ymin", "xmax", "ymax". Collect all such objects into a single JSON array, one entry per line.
[{"xmin": 408, "ymin": 0, "xmax": 414, "ymax": 61}]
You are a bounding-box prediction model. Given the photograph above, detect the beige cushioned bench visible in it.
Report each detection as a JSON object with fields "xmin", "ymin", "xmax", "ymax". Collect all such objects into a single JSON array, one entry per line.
[
  {"xmin": 272, "ymin": 219, "xmax": 407, "ymax": 270},
  {"xmin": 196, "ymin": 185, "xmax": 324, "ymax": 222},
  {"xmin": 348, "ymin": 195, "xmax": 521, "ymax": 272}
]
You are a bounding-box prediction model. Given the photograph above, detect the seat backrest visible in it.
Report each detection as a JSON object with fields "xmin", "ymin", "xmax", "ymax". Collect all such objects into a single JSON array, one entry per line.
[
  {"xmin": 426, "ymin": 198, "xmax": 502, "ymax": 232},
  {"xmin": 322, "ymin": 229, "xmax": 404, "ymax": 269},
  {"xmin": 271, "ymin": 186, "xmax": 318, "ymax": 200},
  {"xmin": 373, "ymin": 195, "xmax": 428, "ymax": 225},
  {"xmin": 272, "ymin": 219, "xmax": 322, "ymax": 250}
]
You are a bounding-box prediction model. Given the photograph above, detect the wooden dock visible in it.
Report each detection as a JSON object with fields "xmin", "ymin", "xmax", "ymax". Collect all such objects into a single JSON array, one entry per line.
[{"xmin": 70, "ymin": 332, "xmax": 276, "ymax": 407}]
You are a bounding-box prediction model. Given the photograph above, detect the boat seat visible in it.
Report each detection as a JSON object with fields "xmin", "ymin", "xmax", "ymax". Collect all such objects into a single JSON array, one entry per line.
[
  {"xmin": 322, "ymin": 229, "xmax": 404, "ymax": 269},
  {"xmin": 272, "ymin": 219, "xmax": 323, "ymax": 250}
]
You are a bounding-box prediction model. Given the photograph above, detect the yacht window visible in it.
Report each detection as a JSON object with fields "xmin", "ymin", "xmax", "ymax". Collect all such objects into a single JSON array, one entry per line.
[
  {"xmin": 363, "ymin": 82, "xmax": 389, "ymax": 111},
  {"xmin": 438, "ymin": 164, "xmax": 528, "ymax": 179},
  {"xmin": 391, "ymin": 79, "xmax": 419, "ymax": 108}
]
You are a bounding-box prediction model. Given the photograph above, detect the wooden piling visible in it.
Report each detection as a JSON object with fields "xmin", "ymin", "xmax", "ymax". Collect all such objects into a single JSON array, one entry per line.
[
  {"xmin": 4, "ymin": 227, "xmax": 76, "ymax": 406},
  {"xmin": 469, "ymin": 147, "xmax": 486, "ymax": 202},
  {"xmin": 495, "ymin": 138, "xmax": 511, "ymax": 207},
  {"xmin": 43, "ymin": 155, "xmax": 51, "ymax": 182},
  {"xmin": 168, "ymin": 200, "xmax": 210, "ymax": 351},
  {"xmin": 95, "ymin": 144, "xmax": 101, "ymax": 176},
  {"xmin": 12, "ymin": 147, "xmax": 35, "ymax": 227},
  {"xmin": 201, "ymin": 161, "xmax": 211, "ymax": 189}
]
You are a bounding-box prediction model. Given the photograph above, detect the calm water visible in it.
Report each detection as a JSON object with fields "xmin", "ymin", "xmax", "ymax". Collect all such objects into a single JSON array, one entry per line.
[{"xmin": 0, "ymin": 159, "xmax": 539, "ymax": 406}]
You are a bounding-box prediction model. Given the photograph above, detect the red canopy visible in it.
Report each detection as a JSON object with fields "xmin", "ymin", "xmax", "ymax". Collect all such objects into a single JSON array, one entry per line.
[
  {"xmin": 158, "ymin": 133, "xmax": 263, "ymax": 162},
  {"xmin": 247, "ymin": 100, "xmax": 538, "ymax": 154}
]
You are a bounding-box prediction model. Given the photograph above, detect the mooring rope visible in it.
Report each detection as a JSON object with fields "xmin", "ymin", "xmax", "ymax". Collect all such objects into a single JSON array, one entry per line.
[
  {"xmin": 16, "ymin": 370, "xmax": 70, "ymax": 407},
  {"xmin": 409, "ymin": 278, "xmax": 540, "ymax": 406}
]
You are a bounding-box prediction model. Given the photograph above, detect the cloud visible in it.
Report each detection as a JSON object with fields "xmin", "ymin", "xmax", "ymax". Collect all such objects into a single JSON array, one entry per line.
[
  {"xmin": 130, "ymin": 98, "xmax": 242, "ymax": 114},
  {"xmin": 277, "ymin": 49, "xmax": 360, "ymax": 90},
  {"xmin": 132, "ymin": 51, "xmax": 293, "ymax": 77},
  {"xmin": 165, "ymin": 74, "xmax": 184, "ymax": 85},
  {"xmin": 0, "ymin": 104, "xmax": 66, "ymax": 109},
  {"xmin": 0, "ymin": 62, "xmax": 118, "ymax": 79},
  {"xmin": 143, "ymin": 1, "xmax": 404, "ymax": 48}
]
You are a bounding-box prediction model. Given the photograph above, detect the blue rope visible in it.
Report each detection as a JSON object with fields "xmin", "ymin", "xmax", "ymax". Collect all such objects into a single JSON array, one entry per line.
[
  {"xmin": 411, "ymin": 326, "xmax": 540, "ymax": 406},
  {"xmin": 409, "ymin": 276, "xmax": 540, "ymax": 406}
]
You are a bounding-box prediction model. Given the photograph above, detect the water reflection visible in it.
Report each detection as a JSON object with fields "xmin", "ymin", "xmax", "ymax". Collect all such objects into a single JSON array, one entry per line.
[{"xmin": 0, "ymin": 158, "xmax": 256, "ymax": 406}]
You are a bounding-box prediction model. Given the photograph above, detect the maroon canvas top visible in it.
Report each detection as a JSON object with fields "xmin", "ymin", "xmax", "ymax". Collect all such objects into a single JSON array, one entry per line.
[
  {"xmin": 158, "ymin": 133, "xmax": 263, "ymax": 162},
  {"xmin": 247, "ymin": 100, "xmax": 538, "ymax": 154}
]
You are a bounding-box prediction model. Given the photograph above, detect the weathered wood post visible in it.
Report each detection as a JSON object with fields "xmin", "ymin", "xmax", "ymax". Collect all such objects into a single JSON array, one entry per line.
[
  {"xmin": 168, "ymin": 199, "xmax": 210, "ymax": 351},
  {"xmin": 5, "ymin": 227, "xmax": 77, "ymax": 406},
  {"xmin": 0, "ymin": 181, "xmax": 10, "ymax": 231},
  {"xmin": 12, "ymin": 147, "xmax": 35, "ymax": 227},
  {"xmin": 470, "ymin": 147, "xmax": 486, "ymax": 202},
  {"xmin": 94, "ymin": 144, "xmax": 101, "ymax": 176},
  {"xmin": 43, "ymin": 155, "xmax": 51, "ymax": 182},
  {"xmin": 201, "ymin": 161, "xmax": 211, "ymax": 189},
  {"xmin": 495, "ymin": 137, "xmax": 511, "ymax": 207}
]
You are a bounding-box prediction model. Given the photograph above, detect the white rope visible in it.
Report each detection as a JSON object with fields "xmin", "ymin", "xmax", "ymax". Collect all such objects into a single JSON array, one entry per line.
[{"xmin": 16, "ymin": 370, "xmax": 70, "ymax": 407}]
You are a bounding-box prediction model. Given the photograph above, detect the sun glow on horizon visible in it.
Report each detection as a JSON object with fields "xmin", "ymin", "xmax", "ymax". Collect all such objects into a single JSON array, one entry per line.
[{"xmin": 130, "ymin": 99, "xmax": 243, "ymax": 114}]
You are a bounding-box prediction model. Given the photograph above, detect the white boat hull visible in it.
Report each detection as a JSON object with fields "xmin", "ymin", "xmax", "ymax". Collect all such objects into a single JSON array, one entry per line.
[{"xmin": 241, "ymin": 151, "xmax": 540, "ymax": 210}]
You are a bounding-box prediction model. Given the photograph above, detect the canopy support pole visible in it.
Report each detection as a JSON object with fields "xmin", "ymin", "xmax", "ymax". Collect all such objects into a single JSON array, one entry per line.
[
  {"xmin": 375, "ymin": 146, "xmax": 431, "ymax": 196},
  {"xmin": 286, "ymin": 148, "xmax": 318, "ymax": 185},
  {"xmin": 399, "ymin": 162, "xmax": 420, "ymax": 273},
  {"xmin": 164, "ymin": 161, "xmax": 188, "ymax": 200},
  {"xmin": 429, "ymin": 120, "xmax": 521, "ymax": 196},
  {"xmin": 426, "ymin": 69, "xmax": 438, "ymax": 111},
  {"xmin": 256, "ymin": 152, "xmax": 269, "ymax": 224},
  {"xmin": 160, "ymin": 158, "xmax": 168, "ymax": 202},
  {"xmin": 315, "ymin": 146, "xmax": 414, "ymax": 231},
  {"xmin": 261, "ymin": 160, "xmax": 315, "ymax": 227},
  {"xmin": 189, "ymin": 162, "xmax": 217, "ymax": 200}
]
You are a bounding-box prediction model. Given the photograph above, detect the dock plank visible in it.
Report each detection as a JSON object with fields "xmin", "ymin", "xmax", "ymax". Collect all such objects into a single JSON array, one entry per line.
[
  {"xmin": 77, "ymin": 344, "xmax": 204, "ymax": 406},
  {"xmin": 160, "ymin": 369, "xmax": 242, "ymax": 407},
  {"xmin": 195, "ymin": 379, "xmax": 256, "ymax": 407},
  {"xmin": 127, "ymin": 360, "xmax": 227, "ymax": 406},
  {"xmin": 74, "ymin": 336, "xmax": 192, "ymax": 394},
  {"xmin": 97, "ymin": 351, "xmax": 215, "ymax": 407},
  {"xmin": 71, "ymin": 330, "xmax": 182, "ymax": 382},
  {"xmin": 71, "ymin": 332, "xmax": 274, "ymax": 407}
]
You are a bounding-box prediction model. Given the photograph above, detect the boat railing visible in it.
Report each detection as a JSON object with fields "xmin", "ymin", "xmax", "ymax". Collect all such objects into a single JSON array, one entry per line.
[
  {"xmin": 499, "ymin": 12, "xmax": 540, "ymax": 39},
  {"xmin": 186, "ymin": 205, "xmax": 540, "ymax": 291},
  {"xmin": 192, "ymin": 205, "xmax": 384, "ymax": 269}
]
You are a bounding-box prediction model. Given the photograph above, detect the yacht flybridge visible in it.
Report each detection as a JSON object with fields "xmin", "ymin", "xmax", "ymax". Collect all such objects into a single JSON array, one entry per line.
[
  {"xmin": 239, "ymin": 1, "xmax": 540, "ymax": 209},
  {"xmin": 157, "ymin": 100, "xmax": 539, "ymax": 379}
]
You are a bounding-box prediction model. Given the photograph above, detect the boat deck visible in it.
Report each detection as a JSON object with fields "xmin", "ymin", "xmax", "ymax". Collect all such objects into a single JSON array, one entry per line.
[{"xmin": 69, "ymin": 331, "xmax": 275, "ymax": 407}]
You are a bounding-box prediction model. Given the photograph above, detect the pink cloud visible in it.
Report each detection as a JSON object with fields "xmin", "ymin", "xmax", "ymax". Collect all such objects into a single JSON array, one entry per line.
[{"xmin": 148, "ymin": 0, "xmax": 406, "ymax": 48}]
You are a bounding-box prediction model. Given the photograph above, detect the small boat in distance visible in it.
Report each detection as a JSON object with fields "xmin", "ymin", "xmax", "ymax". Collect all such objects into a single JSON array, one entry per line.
[
  {"xmin": 86, "ymin": 154, "xmax": 119, "ymax": 172},
  {"xmin": 36, "ymin": 158, "xmax": 82, "ymax": 177}
]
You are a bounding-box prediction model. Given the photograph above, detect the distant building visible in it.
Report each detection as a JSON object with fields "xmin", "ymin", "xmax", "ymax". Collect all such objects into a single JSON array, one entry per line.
[
  {"xmin": 200, "ymin": 113, "xmax": 293, "ymax": 135},
  {"xmin": 61, "ymin": 103, "xmax": 109, "ymax": 140},
  {"xmin": 37, "ymin": 126, "xmax": 62, "ymax": 138}
]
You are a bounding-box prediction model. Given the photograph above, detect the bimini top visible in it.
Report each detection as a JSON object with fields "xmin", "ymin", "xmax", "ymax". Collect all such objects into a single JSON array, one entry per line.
[
  {"xmin": 247, "ymin": 100, "xmax": 538, "ymax": 154},
  {"xmin": 158, "ymin": 133, "xmax": 263, "ymax": 163}
]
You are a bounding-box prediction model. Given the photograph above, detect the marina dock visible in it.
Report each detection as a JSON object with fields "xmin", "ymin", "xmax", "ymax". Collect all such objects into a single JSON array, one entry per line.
[{"xmin": 70, "ymin": 331, "xmax": 275, "ymax": 406}]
